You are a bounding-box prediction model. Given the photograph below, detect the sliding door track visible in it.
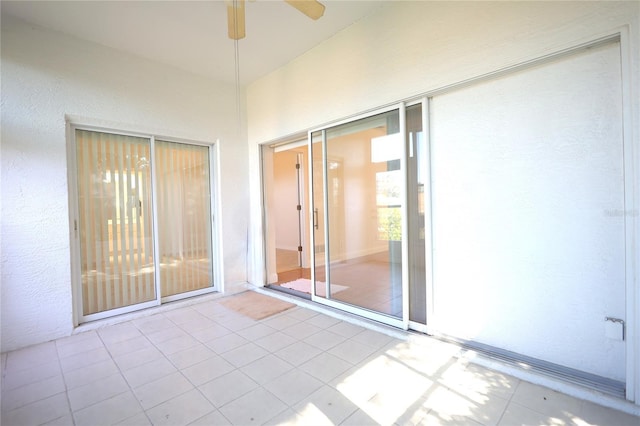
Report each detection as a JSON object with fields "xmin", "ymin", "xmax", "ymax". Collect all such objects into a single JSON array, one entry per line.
[
  {"xmin": 266, "ymin": 283, "xmax": 312, "ymax": 300},
  {"xmin": 435, "ymin": 335, "xmax": 625, "ymax": 399}
]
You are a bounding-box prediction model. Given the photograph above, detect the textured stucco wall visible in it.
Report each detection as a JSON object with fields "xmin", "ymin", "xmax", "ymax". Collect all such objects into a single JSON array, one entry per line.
[
  {"xmin": 1, "ymin": 15, "xmax": 249, "ymax": 352},
  {"xmin": 429, "ymin": 41, "xmax": 625, "ymax": 380},
  {"xmin": 247, "ymin": 2, "xmax": 639, "ymax": 143}
]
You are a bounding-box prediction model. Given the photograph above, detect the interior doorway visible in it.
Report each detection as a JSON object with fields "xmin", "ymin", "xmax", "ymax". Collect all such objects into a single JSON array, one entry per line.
[{"xmin": 262, "ymin": 140, "xmax": 312, "ymax": 293}]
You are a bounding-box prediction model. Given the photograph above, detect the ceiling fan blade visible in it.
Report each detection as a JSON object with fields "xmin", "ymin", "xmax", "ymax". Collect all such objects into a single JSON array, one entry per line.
[
  {"xmin": 227, "ymin": 0, "xmax": 246, "ymax": 40},
  {"xmin": 285, "ymin": 0, "xmax": 325, "ymax": 20}
]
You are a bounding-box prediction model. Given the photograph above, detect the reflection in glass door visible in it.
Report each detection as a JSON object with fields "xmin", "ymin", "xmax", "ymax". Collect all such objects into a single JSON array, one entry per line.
[{"xmin": 311, "ymin": 109, "xmax": 405, "ymax": 321}]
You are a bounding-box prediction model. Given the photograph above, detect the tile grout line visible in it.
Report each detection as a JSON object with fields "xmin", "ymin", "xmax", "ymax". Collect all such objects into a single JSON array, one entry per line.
[
  {"xmin": 242, "ymin": 317, "xmax": 324, "ymax": 425},
  {"xmin": 495, "ymin": 377, "xmax": 522, "ymax": 425},
  {"xmin": 217, "ymin": 309, "xmax": 341, "ymax": 423},
  {"xmin": 192, "ymin": 302, "xmax": 342, "ymax": 422},
  {"xmin": 149, "ymin": 302, "xmax": 269, "ymax": 424},
  {"xmin": 62, "ymin": 329, "xmax": 136, "ymax": 425},
  {"xmin": 54, "ymin": 336, "xmax": 77, "ymax": 426},
  {"xmin": 195, "ymin": 304, "xmax": 312, "ymax": 424},
  {"xmin": 127, "ymin": 311, "xmax": 195, "ymax": 424},
  {"xmin": 94, "ymin": 327, "xmax": 150, "ymax": 426}
]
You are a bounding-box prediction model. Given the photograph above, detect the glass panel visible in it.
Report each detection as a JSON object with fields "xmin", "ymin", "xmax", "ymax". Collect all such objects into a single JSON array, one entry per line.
[
  {"xmin": 155, "ymin": 141, "xmax": 213, "ymax": 297},
  {"xmin": 76, "ymin": 130, "xmax": 155, "ymax": 315},
  {"xmin": 313, "ymin": 110, "xmax": 403, "ymax": 318},
  {"xmin": 406, "ymin": 104, "xmax": 427, "ymax": 324},
  {"xmin": 311, "ymin": 131, "xmax": 327, "ymax": 291}
]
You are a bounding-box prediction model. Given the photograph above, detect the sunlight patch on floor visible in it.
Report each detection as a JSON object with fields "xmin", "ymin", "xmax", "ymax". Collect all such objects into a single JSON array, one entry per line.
[{"xmin": 336, "ymin": 353, "xmax": 434, "ymax": 424}]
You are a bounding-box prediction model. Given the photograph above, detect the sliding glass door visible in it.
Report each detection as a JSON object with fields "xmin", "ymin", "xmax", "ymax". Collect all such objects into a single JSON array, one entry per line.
[
  {"xmin": 309, "ymin": 104, "xmax": 428, "ymax": 327},
  {"xmin": 311, "ymin": 108, "xmax": 407, "ymax": 324},
  {"xmin": 73, "ymin": 128, "xmax": 217, "ymax": 322},
  {"xmin": 155, "ymin": 141, "xmax": 214, "ymax": 299}
]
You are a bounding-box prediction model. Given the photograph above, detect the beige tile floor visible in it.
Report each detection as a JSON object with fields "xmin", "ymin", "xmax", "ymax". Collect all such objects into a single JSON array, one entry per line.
[{"xmin": 2, "ymin": 291, "xmax": 639, "ymax": 426}]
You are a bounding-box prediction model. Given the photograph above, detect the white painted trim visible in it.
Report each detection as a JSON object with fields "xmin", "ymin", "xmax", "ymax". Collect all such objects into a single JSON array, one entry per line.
[
  {"xmin": 64, "ymin": 114, "xmax": 214, "ymax": 146},
  {"xmin": 422, "ymin": 97, "xmax": 435, "ymax": 331},
  {"xmin": 274, "ymin": 138, "xmax": 307, "ymax": 152},
  {"xmin": 81, "ymin": 299, "xmax": 160, "ymax": 323},
  {"xmin": 399, "ymin": 102, "xmax": 410, "ymax": 331},
  {"xmin": 65, "ymin": 121, "xmax": 83, "ymax": 328},
  {"xmin": 161, "ymin": 286, "xmax": 218, "ymax": 304},
  {"xmin": 313, "ymin": 296, "xmax": 405, "ymax": 329},
  {"xmin": 619, "ymin": 25, "xmax": 638, "ymax": 403},
  {"xmin": 257, "ymin": 143, "xmax": 269, "ymax": 287},
  {"xmin": 321, "ymin": 128, "xmax": 329, "ymax": 298},
  {"xmin": 210, "ymin": 140, "xmax": 225, "ymax": 293},
  {"xmin": 308, "ymin": 103, "xmax": 403, "ymax": 135},
  {"xmin": 262, "ymin": 132, "xmax": 309, "ymax": 149},
  {"xmin": 149, "ymin": 135, "xmax": 163, "ymax": 312},
  {"xmin": 409, "ymin": 320, "xmax": 428, "ymax": 334},
  {"xmin": 307, "ymin": 129, "xmax": 317, "ymax": 293}
]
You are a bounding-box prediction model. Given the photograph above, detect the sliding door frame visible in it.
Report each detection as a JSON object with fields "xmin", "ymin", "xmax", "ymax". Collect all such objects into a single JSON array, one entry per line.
[
  {"xmin": 158, "ymin": 137, "xmax": 222, "ymax": 304},
  {"xmin": 308, "ymin": 103, "xmax": 411, "ymax": 329},
  {"xmin": 67, "ymin": 121, "xmax": 223, "ymax": 325},
  {"xmin": 407, "ymin": 97, "xmax": 433, "ymax": 334}
]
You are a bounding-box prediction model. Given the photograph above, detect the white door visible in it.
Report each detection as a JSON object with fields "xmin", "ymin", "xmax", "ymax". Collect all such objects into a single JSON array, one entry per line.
[{"xmin": 429, "ymin": 41, "xmax": 625, "ymax": 381}]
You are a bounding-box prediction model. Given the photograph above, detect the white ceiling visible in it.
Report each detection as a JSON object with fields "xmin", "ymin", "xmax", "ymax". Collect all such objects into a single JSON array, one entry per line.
[{"xmin": 1, "ymin": 0, "xmax": 385, "ymax": 85}]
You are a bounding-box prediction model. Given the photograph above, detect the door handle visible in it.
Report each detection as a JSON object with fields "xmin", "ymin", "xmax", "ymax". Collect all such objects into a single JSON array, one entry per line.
[{"xmin": 314, "ymin": 208, "xmax": 319, "ymax": 230}]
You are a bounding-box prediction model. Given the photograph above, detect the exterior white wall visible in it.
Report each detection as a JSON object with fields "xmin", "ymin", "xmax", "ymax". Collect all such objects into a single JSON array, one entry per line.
[
  {"xmin": 247, "ymin": 2, "xmax": 638, "ymax": 144},
  {"xmin": 246, "ymin": 1, "xmax": 639, "ymax": 402},
  {"xmin": 1, "ymin": 15, "xmax": 249, "ymax": 352},
  {"xmin": 429, "ymin": 41, "xmax": 625, "ymax": 381}
]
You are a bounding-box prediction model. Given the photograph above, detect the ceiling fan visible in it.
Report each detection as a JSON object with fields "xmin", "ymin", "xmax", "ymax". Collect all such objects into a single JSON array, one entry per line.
[{"xmin": 227, "ymin": 0, "xmax": 326, "ymax": 40}]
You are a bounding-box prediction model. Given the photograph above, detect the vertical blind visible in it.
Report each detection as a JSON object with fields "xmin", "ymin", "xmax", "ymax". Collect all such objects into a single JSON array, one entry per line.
[
  {"xmin": 76, "ymin": 130, "xmax": 214, "ymax": 317},
  {"xmin": 155, "ymin": 140, "xmax": 213, "ymax": 297},
  {"xmin": 76, "ymin": 130, "xmax": 156, "ymax": 315}
]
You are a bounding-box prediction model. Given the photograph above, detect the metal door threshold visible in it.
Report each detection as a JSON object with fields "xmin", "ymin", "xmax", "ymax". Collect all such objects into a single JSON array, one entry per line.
[
  {"xmin": 266, "ymin": 283, "xmax": 312, "ymax": 300},
  {"xmin": 436, "ymin": 336, "xmax": 625, "ymax": 399}
]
